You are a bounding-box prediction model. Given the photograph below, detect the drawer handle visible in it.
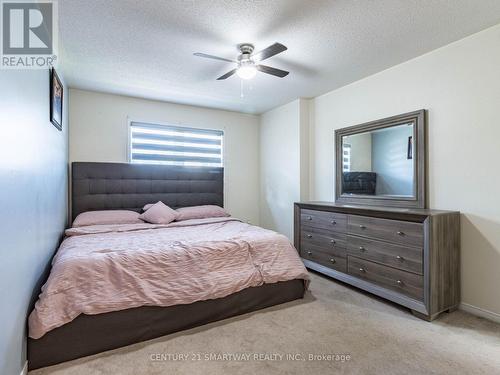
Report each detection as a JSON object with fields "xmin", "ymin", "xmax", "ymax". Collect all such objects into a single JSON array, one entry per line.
[
  {"xmin": 359, "ymin": 225, "xmax": 366, "ymax": 229},
  {"xmin": 330, "ymin": 239, "xmax": 336, "ymax": 245},
  {"xmin": 307, "ymin": 250, "xmax": 312, "ymax": 255},
  {"xmin": 329, "ymin": 258, "xmax": 336, "ymax": 264},
  {"xmin": 396, "ymin": 255, "xmax": 404, "ymax": 261},
  {"xmin": 331, "ymin": 220, "xmax": 337, "ymax": 225},
  {"xmin": 306, "ymin": 234, "xmax": 313, "ymax": 239},
  {"xmin": 359, "ymin": 246, "xmax": 366, "ymax": 252},
  {"xmin": 397, "ymin": 231, "xmax": 405, "ymax": 236},
  {"xmin": 307, "ymin": 216, "xmax": 313, "ymax": 221},
  {"xmin": 359, "ymin": 267, "xmax": 366, "ymax": 272},
  {"xmin": 396, "ymin": 280, "xmax": 403, "ymax": 285}
]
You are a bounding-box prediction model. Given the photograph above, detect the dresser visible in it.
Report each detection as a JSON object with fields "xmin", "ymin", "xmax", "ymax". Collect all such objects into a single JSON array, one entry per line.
[{"xmin": 294, "ymin": 202, "xmax": 460, "ymax": 320}]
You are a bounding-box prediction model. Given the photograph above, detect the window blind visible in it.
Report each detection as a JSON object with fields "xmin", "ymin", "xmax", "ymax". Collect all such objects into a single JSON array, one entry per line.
[{"xmin": 129, "ymin": 122, "xmax": 223, "ymax": 167}]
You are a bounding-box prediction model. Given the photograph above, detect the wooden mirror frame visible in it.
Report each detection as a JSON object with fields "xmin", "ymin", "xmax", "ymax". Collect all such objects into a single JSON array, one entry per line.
[{"xmin": 335, "ymin": 109, "xmax": 426, "ymax": 209}]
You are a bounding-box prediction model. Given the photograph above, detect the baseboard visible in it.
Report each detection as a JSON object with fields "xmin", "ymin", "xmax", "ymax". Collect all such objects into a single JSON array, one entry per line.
[
  {"xmin": 20, "ymin": 361, "xmax": 28, "ymax": 375},
  {"xmin": 459, "ymin": 303, "xmax": 500, "ymax": 324}
]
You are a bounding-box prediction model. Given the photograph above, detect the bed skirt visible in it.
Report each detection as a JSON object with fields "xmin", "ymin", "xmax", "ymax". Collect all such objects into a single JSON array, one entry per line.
[{"xmin": 28, "ymin": 279, "xmax": 306, "ymax": 370}]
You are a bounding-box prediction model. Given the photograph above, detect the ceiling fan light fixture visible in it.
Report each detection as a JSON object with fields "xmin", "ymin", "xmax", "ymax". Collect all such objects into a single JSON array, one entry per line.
[
  {"xmin": 236, "ymin": 65, "xmax": 257, "ymax": 80},
  {"xmin": 194, "ymin": 42, "xmax": 288, "ymax": 80}
]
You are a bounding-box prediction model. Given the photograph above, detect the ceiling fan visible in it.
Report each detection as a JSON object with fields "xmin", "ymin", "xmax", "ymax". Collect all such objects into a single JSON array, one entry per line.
[{"xmin": 194, "ymin": 42, "xmax": 289, "ymax": 80}]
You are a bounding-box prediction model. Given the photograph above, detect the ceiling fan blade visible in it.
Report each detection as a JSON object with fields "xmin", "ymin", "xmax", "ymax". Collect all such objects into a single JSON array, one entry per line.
[
  {"xmin": 256, "ymin": 65, "xmax": 289, "ymax": 78},
  {"xmin": 252, "ymin": 43, "xmax": 287, "ymax": 62},
  {"xmin": 193, "ymin": 53, "xmax": 236, "ymax": 63},
  {"xmin": 217, "ymin": 69, "xmax": 237, "ymax": 80}
]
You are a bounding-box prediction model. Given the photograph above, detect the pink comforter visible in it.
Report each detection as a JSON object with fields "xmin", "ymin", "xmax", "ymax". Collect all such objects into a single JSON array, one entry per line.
[{"xmin": 29, "ymin": 218, "xmax": 309, "ymax": 339}]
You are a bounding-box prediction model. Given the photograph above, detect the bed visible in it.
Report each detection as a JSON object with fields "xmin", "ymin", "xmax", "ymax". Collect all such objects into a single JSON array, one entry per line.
[{"xmin": 27, "ymin": 162, "xmax": 308, "ymax": 370}]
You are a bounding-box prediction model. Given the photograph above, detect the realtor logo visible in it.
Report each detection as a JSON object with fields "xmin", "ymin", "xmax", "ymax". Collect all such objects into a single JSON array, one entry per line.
[{"xmin": 1, "ymin": 0, "xmax": 57, "ymax": 68}]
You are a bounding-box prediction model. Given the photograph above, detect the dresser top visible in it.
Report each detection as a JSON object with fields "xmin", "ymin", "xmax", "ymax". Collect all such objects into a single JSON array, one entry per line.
[{"xmin": 296, "ymin": 201, "xmax": 459, "ymax": 222}]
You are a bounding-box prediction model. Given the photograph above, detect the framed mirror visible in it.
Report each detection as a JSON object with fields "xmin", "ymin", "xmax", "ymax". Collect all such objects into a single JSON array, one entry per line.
[{"xmin": 335, "ymin": 110, "xmax": 426, "ymax": 208}]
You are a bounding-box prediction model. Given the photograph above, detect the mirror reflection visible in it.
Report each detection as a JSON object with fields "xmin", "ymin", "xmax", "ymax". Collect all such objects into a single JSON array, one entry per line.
[{"xmin": 341, "ymin": 123, "xmax": 414, "ymax": 197}]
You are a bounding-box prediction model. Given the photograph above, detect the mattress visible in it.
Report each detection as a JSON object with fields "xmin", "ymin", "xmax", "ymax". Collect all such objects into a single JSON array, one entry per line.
[{"xmin": 29, "ymin": 217, "xmax": 309, "ymax": 339}]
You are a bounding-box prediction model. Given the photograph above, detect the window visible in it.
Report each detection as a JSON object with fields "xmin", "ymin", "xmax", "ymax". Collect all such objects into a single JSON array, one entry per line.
[
  {"xmin": 129, "ymin": 121, "xmax": 223, "ymax": 167},
  {"xmin": 342, "ymin": 143, "xmax": 351, "ymax": 172}
]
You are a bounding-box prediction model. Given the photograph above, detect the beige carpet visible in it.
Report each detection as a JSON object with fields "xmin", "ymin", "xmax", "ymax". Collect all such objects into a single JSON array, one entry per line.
[{"xmin": 30, "ymin": 272, "xmax": 500, "ymax": 375}]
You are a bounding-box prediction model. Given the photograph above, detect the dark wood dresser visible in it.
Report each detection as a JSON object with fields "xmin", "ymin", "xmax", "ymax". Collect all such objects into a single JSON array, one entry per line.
[{"xmin": 294, "ymin": 202, "xmax": 460, "ymax": 320}]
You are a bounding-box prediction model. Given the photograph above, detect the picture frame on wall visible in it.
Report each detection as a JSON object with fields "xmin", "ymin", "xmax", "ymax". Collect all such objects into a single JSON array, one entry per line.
[{"xmin": 50, "ymin": 68, "xmax": 63, "ymax": 131}]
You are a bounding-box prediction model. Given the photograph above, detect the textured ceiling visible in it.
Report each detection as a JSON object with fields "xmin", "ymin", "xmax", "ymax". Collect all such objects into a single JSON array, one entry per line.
[{"xmin": 59, "ymin": 0, "xmax": 500, "ymax": 114}]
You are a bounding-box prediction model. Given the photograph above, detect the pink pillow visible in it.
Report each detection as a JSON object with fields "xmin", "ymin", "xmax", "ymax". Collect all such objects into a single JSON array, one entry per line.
[
  {"xmin": 176, "ymin": 205, "xmax": 229, "ymax": 221},
  {"xmin": 139, "ymin": 201, "xmax": 179, "ymax": 224},
  {"xmin": 72, "ymin": 210, "xmax": 143, "ymax": 227},
  {"xmin": 142, "ymin": 203, "xmax": 155, "ymax": 211}
]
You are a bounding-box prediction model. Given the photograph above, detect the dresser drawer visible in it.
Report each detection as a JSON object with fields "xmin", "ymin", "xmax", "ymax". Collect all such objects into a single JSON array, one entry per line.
[
  {"xmin": 347, "ymin": 235, "xmax": 423, "ymax": 274},
  {"xmin": 301, "ymin": 247, "xmax": 347, "ymax": 273},
  {"xmin": 300, "ymin": 241, "xmax": 347, "ymax": 260},
  {"xmin": 301, "ymin": 209, "xmax": 347, "ymax": 233},
  {"xmin": 348, "ymin": 215, "xmax": 424, "ymax": 248},
  {"xmin": 348, "ymin": 256, "xmax": 424, "ymax": 301},
  {"xmin": 301, "ymin": 228, "xmax": 347, "ymax": 249}
]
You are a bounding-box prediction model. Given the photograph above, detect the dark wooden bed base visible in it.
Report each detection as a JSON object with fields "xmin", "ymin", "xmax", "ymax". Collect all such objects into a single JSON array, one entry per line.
[
  {"xmin": 28, "ymin": 163, "xmax": 306, "ymax": 369},
  {"xmin": 28, "ymin": 279, "xmax": 306, "ymax": 370}
]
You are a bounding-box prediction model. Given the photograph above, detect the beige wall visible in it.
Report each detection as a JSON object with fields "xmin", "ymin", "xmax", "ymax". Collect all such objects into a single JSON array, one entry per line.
[
  {"xmin": 259, "ymin": 99, "xmax": 310, "ymax": 240},
  {"xmin": 260, "ymin": 100, "xmax": 300, "ymax": 240},
  {"xmin": 311, "ymin": 24, "xmax": 500, "ymax": 316},
  {"xmin": 69, "ymin": 89, "xmax": 260, "ymax": 224}
]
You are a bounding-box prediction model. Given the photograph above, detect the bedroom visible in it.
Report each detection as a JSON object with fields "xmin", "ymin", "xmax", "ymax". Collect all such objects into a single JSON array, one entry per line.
[{"xmin": 1, "ymin": 1, "xmax": 500, "ymax": 374}]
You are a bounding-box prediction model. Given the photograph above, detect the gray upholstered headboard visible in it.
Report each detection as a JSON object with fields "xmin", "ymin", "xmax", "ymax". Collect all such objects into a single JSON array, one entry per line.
[{"xmin": 71, "ymin": 162, "xmax": 224, "ymax": 221}]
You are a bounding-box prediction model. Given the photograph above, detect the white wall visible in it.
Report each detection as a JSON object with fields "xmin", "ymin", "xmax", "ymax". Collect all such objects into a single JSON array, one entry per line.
[
  {"xmin": 0, "ymin": 70, "xmax": 68, "ymax": 375},
  {"xmin": 69, "ymin": 89, "xmax": 260, "ymax": 224},
  {"xmin": 259, "ymin": 99, "xmax": 310, "ymax": 240},
  {"xmin": 311, "ymin": 24, "xmax": 500, "ymax": 316}
]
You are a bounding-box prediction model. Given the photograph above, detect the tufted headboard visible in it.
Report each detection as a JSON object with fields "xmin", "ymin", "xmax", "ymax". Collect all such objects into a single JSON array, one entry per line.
[{"xmin": 71, "ymin": 162, "xmax": 224, "ymax": 221}]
